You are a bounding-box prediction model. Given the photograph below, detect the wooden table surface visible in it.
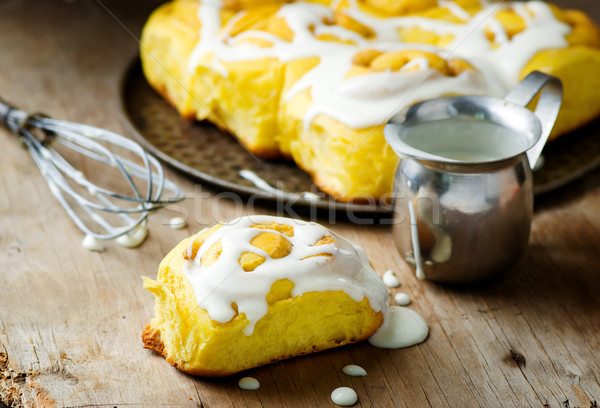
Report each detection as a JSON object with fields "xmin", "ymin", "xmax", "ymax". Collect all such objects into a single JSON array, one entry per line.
[{"xmin": 1, "ymin": 1, "xmax": 600, "ymax": 407}]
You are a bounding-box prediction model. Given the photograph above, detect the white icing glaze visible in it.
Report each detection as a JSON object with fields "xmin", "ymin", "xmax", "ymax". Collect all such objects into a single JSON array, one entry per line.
[
  {"xmin": 439, "ymin": 0, "xmax": 472, "ymax": 21},
  {"xmin": 116, "ymin": 224, "xmax": 149, "ymax": 248},
  {"xmin": 82, "ymin": 234, "xmax": 105, "ymax": 252},
  {"xmin": 183, "ymin": 216, "xmax": 390, "ymax": 335},
  {"xmin": 169, "ymin": 216, "xmax": 188, "ymax": 230},
  {"xmin": 368, "ymin": 306, "xmax": 429, "ymax": 349},
  {"xmin": 342, "ymin": 364, "xmax": 367, "ymax": 377},
  {"xmin": 301, "ymin": 191, "xmax": 321, "ymax": 201},
  {"xmin": 186, "ymin": 227, "xmax": 208, "ymax": 260},
  {"xmin": 238, "ymin": 376, "xmax": 260, "ymax": 390},
  {"xmin": 239, "ymin": 169, "xmax": 321, "ymax": 201},
  {"xmin": 183, "ymin": 217, "xmax": 429, "ymax": 350},
  {"xmin": 487, "ymin": 17, "xmax": 509, "ymax": 45},
  {"xmin": 188, "ymin": 1, "xmax": 225, "ymax": 75},
  {"xmin": 331, "ymin": 387, "xmax": 358, "ymax": 407},
  {"xmin": 452, "ymin": 2, "xmax": 569, "ymax": 89},
  {"xmin": 394, "ymin": 292, "xmax": 411, "ymax": 306},
  {"xmin": 382, "ymin": 269, "xmax": 401, "ymax": 288},
  {"xmin": 188, "ymin": 1, "xmax": 570, "ymax": 130},
  {"xmin": 239, "ymin": 169, "xmax": 283, "ymax": 196}
]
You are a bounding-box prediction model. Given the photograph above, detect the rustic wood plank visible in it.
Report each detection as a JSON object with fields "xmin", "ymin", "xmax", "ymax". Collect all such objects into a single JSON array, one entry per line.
[{"xmin": 1, "ymin": 0, "xmax": 600, "ymax": 407}]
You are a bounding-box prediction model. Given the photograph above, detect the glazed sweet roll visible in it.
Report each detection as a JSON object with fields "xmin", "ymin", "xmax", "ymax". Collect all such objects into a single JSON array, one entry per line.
[{"xmin": 142, "ymin": 216, "xmax": 389, "ymax": 376}]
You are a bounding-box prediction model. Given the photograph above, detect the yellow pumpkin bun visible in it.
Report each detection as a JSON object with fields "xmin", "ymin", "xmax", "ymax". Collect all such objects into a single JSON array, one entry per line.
[
  {"xmin": 140, "ymin": 0, "xmax": 600, "ymax": 201},
  {"xmin": 142, "ymin": 215, "xmax": 389, "ymax": 376}
]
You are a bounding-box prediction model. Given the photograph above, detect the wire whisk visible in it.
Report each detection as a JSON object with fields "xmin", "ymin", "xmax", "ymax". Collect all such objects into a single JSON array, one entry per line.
[{"xmin": 0, "ymin": 97, "xmax": 184, "ymax": 243}]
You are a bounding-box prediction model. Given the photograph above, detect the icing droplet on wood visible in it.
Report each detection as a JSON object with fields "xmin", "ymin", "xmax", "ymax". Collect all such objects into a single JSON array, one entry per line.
[
  {"xmin": 169, "ymin": 216, "xmax": 188, "ymax": 229},
  {"xmin": 82, "ymin": 234, "xmax": 105, "ymax": 252},
  {"xmin": 382, "ymin": 269, "xmax": 400, "ymax": 288},
  {"xmin": 342, "ymin": 365, "xmax": 367, "ymax": 377},
  {"xmin": 238, "ymin": 377, "xmax": 260, "ymax": 390},
  {"xmin": 394, "ymin": 292, "xmax": 411, "ymax": 306},
  {"xmin": 331, "ymin": 387, "xmax": 358, "ymax": 406},
  {"xmin": 116, "ymin": 224, "xmax": 149, "ymax": 248}
]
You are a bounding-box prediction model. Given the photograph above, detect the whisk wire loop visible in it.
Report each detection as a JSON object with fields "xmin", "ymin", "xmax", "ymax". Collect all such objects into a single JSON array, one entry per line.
[{"xmin": 1, "ymin": 98, "xmax": 184, "ymax": 241}]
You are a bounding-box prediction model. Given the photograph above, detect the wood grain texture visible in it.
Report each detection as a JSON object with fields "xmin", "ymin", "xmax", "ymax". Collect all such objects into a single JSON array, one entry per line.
[{"xmin": 1, "ymin": 1, "xmax": 599, "ymax": 407}]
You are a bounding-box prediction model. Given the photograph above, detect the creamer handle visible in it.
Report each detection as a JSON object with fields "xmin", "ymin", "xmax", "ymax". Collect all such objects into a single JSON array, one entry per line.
[
  {"xmin": 504, "ymin": 71, "xmax": 563, "ymax": 170},
  {"xmin": 408, "ymin": 200, "xmax": 426, "ymax": 280}
]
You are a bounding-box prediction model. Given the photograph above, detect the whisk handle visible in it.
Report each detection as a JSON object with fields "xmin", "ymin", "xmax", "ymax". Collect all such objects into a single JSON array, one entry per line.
[{"xmin": 0, "ymin": 97, "xmax": 18, "ymax": 130}]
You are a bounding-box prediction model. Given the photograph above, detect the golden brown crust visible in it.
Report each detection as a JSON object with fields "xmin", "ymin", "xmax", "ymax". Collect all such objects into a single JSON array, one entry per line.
[
  {"xmin": 141, "ymin": 304, "xmax": 382, "ymax": 377},
  {"xmin": 240, "ymin": 144, "xmax": 283, "ymax": 159},
  {"xmin": 142, "ymin": 324, "xmax": 166, "ymax": 356},
  {"xmin": 172, "ymin": 307, "xmax": 383, "ymax": 377}
]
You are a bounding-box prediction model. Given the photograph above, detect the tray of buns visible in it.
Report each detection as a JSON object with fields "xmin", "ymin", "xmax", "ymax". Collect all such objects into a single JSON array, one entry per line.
[
  {"xmin": 121, "ymin": 59, "xmax": 600, "ymax": 210},
  {"xmin": 121, "ymin": 0, "xmax": 600, "ymax": 211}
]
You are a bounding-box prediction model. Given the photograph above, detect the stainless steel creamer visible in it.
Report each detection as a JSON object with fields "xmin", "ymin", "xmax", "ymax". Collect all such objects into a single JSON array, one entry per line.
[{"xmin": 384, "ymin": 71, "xmax": 563, "ymax": 283}]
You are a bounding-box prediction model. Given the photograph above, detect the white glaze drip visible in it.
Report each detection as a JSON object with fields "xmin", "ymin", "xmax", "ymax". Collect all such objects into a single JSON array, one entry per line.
[
  {"xmin": 186, "ymin": 228, "xmax": 208, "ymax": 260},
  {"xmin": 188, "ymin": 1, "xmax": 570, "ymax": 130},
  {"xmin": 239, "ymin": 169, "xmax": 321, "ymax": 201},
  {"xmin": 301, "ymin": 191, "xmax": 321, "ymax": 201},
  {"xmin": 368, "ymin": 306, "xmax": 429, "ymax": 349},
  {"xmin": 331, "ymin": 387, "xmax": 358, "ymax": 407},
  {"xmin": 82, "ymin": 234, "xmax": 105, "ymax": 252},
  {"xmin": 183, "ymin": 216, "xmax": 390, "ymax": 335},
  {"xmin": 169, "ymin": 216, "xmax": 188, "ymax": 230},
  {"xmin": 238, "ymin": 377, "xmax": 260, "ymax": 390},
  {"xmin": 188, "ymin": 1, "xmax": 226, "ymax": 76},
  {"xmin": 239, "ymin": 169, "xmax": 283, "ymax": 195},
  {"xmin": 342, "ymin": 364, "xmax": 367, "ymax": 377},
  {"xmin": 382, "ymin": 269, "xmax": 401, "ymax": 288},
  {"xmin": 394, "ymin": 292, "xmax": 411, "ymax": 306}
]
